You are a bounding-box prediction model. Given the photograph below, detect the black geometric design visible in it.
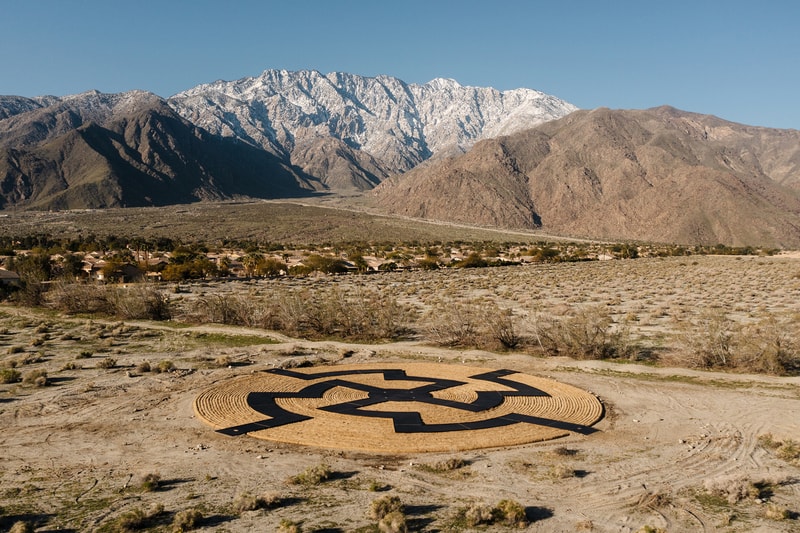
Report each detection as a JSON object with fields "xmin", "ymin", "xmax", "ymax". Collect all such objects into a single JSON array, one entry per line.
[{"xmin": 217, "ymin": 367, "xmax": 597, "ymax": 437}]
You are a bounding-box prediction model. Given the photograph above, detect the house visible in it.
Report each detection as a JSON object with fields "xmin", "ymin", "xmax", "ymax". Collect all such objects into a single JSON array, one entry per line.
[{"xmin": 0, "ymin": 268, "xmax": 21, "ymax": 287}]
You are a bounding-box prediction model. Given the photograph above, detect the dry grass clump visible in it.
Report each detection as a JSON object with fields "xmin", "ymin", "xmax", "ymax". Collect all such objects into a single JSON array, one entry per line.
[
  {"xmin": 139, "ymin": 473, "xmax": 161, "ymax": 492},
  {"xmin": 22, "ymin": 368, "xmax": 48, "ymax": 387},
  {"xmin": 8, "ymin": 521, "xmax": 34, "ymax": 533},
  {"xmin": 701, "ymin": 475, "xmax": 765, "ymax": 505},
  {"xmin": 278, "ymin": 518, "xmax": 302, "ymax": 533},
  {"xmin": 0, "ymin": 367, "xmax": 21, "ymax": 384},
  {"xmin": 96, "ymin": 357, "xmax": 117, "ymax": 369},
  {"xmin": 171, "ymin": 508, "xmax": 204, "ymax": 531},
  {"xmin": 456, "ymin": 499, "xmax": 529, "ymax": 528},
  {"xmin": 288, "ymin": 463, "xmax": 333, "ymax": 486},
  {"xmin": 548, "ymin": 463, "xmax": 577, "ymax": 479},
  {"xmin": 370, "ymin": 495, "xmax": 404, "ymax": 520},
  {"xmin": 377, "ymin": 510, "xmax": 408, "ymax": 533},
  {"xmin": 109, "ymin": 504, "xmax": 165, "ymax": 532},
  {"xmin": 232, "ymin": 491, "xmax": 282, "ymax": 514},
  {"xmin": 758, "ymin": 434, "xmax": 800, "ymax": 466},
  {"xmin": 635, "ymin": 490, "xmax": 673, "ymax": 510},
  {"xmin": 761, "ymin": 502, "xmax": 791, "ymax": 520},
  {"xmin": 418, "ymin": 457, "xmax": 468, "ymax": 473}
]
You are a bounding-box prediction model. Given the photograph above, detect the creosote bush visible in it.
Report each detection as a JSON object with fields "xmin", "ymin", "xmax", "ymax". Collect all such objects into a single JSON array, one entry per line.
[
  {"xmin": 46, "ymin": 281, "xmax": 171, "ymax": 320},
  {"xmin": 278, "ymin": 518, "xmax": 302, "ymax": 533},
  {"xmin": 370, "ymin": 495, "xmax": 403, "ymax": 520},
  {"xmin": 22, "ymin": 368, "xmax": 48, "ymax": 386},
  {"xmin": 0, "ymin": 367, "xmax": 21, "ymax": 384},
  {"xmin": 288, "ymin": 463, "xmax": 332, "ymax": 485},
  {"xmin": 673, "ymin": 312, "xmax": 800, "ymax": 374},
  {"xmin": 171, "ymin": 508, "xmax": 203, "ymax": 532},
  {"xmin": 232, "ymin": 491, "xmax": 281, "ymax": 513},
  {"xmin": 531, "ymin": 305, "xmax": 635, "ymax": 360},
  {"xmin": 456, "ymin": 499, "xmax": 529, "ymax": 528},
  {"xmin": 139, "ymin": 473, "xmax": 161, "ymax": 492},
  {"xmin": 378, "ymin": 510, "xmax": 408, "ymax": 533},
  {"xmin": 758, "ymin": 434, "xmax": 800, "ymax": 466}
]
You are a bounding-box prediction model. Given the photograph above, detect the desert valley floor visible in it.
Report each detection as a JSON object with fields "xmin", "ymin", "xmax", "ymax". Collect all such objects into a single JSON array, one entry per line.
[{"xmin": 1, "ymin": 255, "xmax": 800, "ymax": 532}]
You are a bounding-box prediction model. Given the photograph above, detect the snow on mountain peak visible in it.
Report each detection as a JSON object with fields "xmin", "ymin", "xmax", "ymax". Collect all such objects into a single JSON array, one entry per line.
[{"xmin": 167, "ymin": 69, "xmax": 577, "ymax": 188}]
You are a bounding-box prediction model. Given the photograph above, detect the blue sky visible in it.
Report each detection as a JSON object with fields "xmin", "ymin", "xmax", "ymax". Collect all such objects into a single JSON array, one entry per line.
[{"xmin": 1, "ymin": 0, "xmax": 798, "ymax": 129}]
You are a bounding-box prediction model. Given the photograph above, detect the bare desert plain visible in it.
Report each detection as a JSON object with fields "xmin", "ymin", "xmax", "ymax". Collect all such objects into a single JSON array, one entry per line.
[{"xmin": 2, "ymin": 254, "xmax": 800, "ymax": 532}]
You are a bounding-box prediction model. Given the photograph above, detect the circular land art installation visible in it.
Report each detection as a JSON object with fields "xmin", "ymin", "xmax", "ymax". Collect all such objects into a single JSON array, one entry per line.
[{"xmin": 194, "ymin": 363, "xmax": 604, "ymax": 453}]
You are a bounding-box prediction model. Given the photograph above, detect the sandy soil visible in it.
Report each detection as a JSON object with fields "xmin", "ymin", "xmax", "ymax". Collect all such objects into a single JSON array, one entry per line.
[{"xmin": 1, "ymin": 307, "xmax": 799, "ymax": 532}]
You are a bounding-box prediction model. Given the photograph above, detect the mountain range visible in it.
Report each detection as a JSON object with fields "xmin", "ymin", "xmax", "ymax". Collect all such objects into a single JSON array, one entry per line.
[{"xmin": 1, "ymin": 69, "xmax": 800, "ymax": 246}]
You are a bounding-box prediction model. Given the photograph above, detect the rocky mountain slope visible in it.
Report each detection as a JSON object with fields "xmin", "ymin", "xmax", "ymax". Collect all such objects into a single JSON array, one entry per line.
[
  {"xmin": 0, "ymin": 92, "xmax": 320, "ymax": 210},
  {"xmin": 371, "ymin": 106, "xmax": 800, "ymax": 247},
  {"xmin": 167, "ymin": 69, "xmax": 578, "ymax": 190}
]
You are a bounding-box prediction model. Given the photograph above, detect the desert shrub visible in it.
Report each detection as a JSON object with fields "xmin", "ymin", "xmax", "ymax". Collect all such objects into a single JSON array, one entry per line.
[
  {"xmin": 456, "ymin": 499, "xmax": 529, "ymax": 528},
  {"xmin": 8, "ymin": 521, "xmax": 34, "ymax": 533},
  {"xmin": 46, "ymin": 280, "xmax": 112, "ymax": 314},
  {"xmin": 762, "ymin": 503, "xmax": 791, "ymax": 520},
  {"xmin": 0, "ymin": 368, "xmax": 21, "ymax": 384},
  {"xmin": 137, "ymin": 361, "xmax": 152, "ymax": 373},
  {"xmin": 494, "ymin": 499, "xmax": 528, "ymax": 527},
  {"xmin": 736, "ymin": 316, "xmax": 800, "ymax": 375},
  {"xmin": 702, "ymin": 475, "xmax": 760, "ymax": 505},
  {"xmin": 278, "ymin": 518, "xmax": 302, "ymax": 533},
  {"xmin": 463, "ymin": 503, "xmax": 495, "ymax": 526},
  {"xmin": 113, "ymin": 508, "xmax": 149, "ymax": 532},
  {"xmin": 109, "ymin": 284, "xmax": 171, "ymax": 320},
  {"xmin": 378, "ymin": 510, "xmax": 408, "ymax": 533},
  {"xmin": 424, "ymin": 302, "xmax": 482, "ymax": 347},
  {"xmin": 484, "ymin": 305, "xmax": 523, "ymax": 349},
  {"xmin": 274, "ymin": 287, "xmax": 411, "ymax": 341},
  {"xmin": 7, "ymin": 345, "xmax": 24, "ymax": 354},
  {"xmin": 548, "ymin": 463, "xmax": 576, "ymax": 479},
  {"xmin": 419, "ymin": 457, "xmax": 468, "ymax": 473},
  {"xmin": 172, "ymin": 508, "xmax": 203, "ymax": 531},
  {"xmin": 674, "ymin": 313, "xmax": 800, "ymax": 374},
  {"xmin": 189, "ymin": 294, "xmax": 272, "ymax": 327},
  {"xmin": 532, "ymin": 305, "xmax": 635, "ymax": 360},
  {"xmin": 154, "ymin": 360, "xmax": 175, "ymax": 373},
  {"xmin": 635, "ymin": 490, "xmax": 672, "ymax": 510},
  {"xmin": 289, "ymin": 463, "xmax": 332, "ymax": 485},
  {"xmin": 110, "ymin": 504, "xmax": 164, "ymax": 532},
  {"xmin": 140, "ymin": 473, "xmax": 161, "ymax": 492},
  {"xmin": 370, "ymin": 495, "xmax": 403, "ymax": 520},
  {"xmin": 22, "ymin": 368, "xmax": 48, "ymax": 386},
  {"xmin": 96, "ymin": 357, "xmax": 117, "ymax": 369},
  {"xmin": 232, "ymin": 491, "xmax": 281, "ymax": 513},
  {"xmin": 759, "ymin": 434, "xmax": 800, "ymax": 466},
  {"xmin": 674, "ymin": 311, "xmax": 737, "ymax": 369}
]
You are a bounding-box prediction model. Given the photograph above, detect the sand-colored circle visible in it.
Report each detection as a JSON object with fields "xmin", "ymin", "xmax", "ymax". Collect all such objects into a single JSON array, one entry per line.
[{"xmin": 194, "ymin": 362, "xmax": 603, "ymax": 453}]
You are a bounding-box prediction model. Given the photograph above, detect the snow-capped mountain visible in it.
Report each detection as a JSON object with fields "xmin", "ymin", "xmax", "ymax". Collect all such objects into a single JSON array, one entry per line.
[{"xmin": 168, "ymin": 69, "xmax": 578, "ymax": 190}]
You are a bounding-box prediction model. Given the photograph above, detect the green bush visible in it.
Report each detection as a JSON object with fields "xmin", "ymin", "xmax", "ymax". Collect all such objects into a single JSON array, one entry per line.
[{"xmin": 0, "ymin": 368, "xmax": 21, "ymax": 384}]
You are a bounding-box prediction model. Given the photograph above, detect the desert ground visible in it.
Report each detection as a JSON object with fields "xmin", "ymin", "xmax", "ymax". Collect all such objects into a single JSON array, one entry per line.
[{"xmin": 2, "ymin": 255, "xmax": 800, "ymax": 532}]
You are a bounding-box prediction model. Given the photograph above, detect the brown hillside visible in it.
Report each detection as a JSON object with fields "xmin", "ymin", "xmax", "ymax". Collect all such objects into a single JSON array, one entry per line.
[
  {"xmin": 0, "ymin": 97, "xmax": 322, "ymax": 210},
  {"xmin": 371, "ymin": 107, "xmax": 800, "ymax": 247}
]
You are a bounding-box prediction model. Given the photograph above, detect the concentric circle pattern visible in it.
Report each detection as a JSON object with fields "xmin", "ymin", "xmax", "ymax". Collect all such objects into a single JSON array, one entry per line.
[{"xmin": 194, "ymin": 363, "xmax": 603, "ymax": 453}]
